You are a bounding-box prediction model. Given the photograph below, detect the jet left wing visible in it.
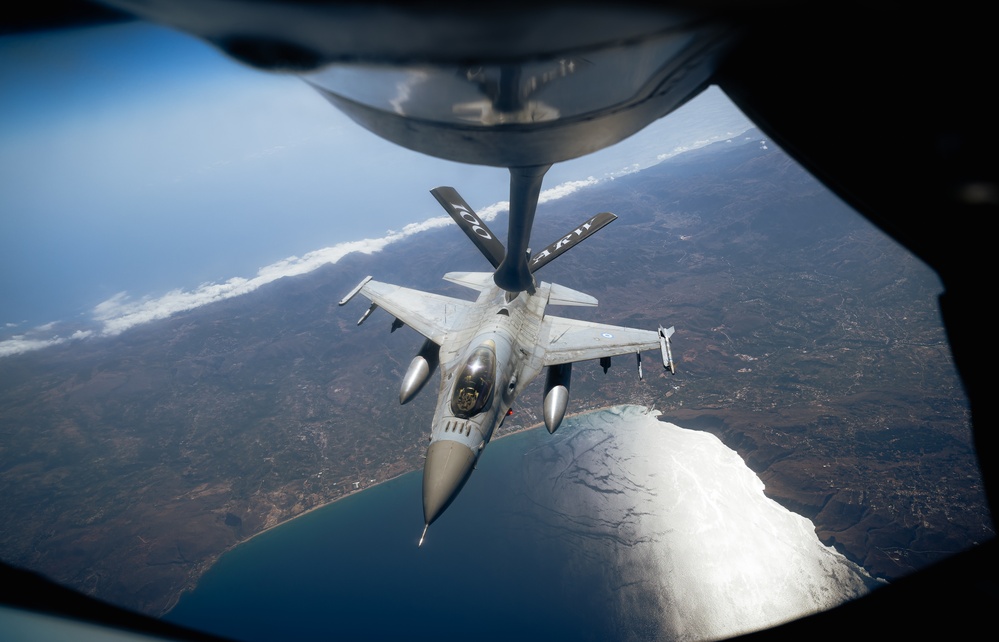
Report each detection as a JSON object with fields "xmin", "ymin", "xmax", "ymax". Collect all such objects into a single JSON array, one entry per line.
[
  {"xmin": 340, "ymin": 277, "xmax": 474, "ymax": 345},
  {"xmin": 541, "ymin": 315, "xmax": 671, "ymax": 368}
]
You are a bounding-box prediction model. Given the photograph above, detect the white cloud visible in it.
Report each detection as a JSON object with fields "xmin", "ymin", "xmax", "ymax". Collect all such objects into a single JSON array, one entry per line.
[
  {"xmin": 90, "ymin": 216, "xmax": 466, "ymax": 337},
  {"xmin": 90, "ymin": 176, "xmax": 610, "ymax": 337},
  {"xmin": 538, "ymin": 178, "xmax": 599, "ymax": 203},
  {"xmin": 0, "ymin": 337, "xmax": 66, "ymax": 358},
  {"xmin": 0, "ymin": 329, "xmax": 93, "ymax": 358},
  {"xmin": 476, "ymin": 202, "xmax": 510, "ymax": 221}
]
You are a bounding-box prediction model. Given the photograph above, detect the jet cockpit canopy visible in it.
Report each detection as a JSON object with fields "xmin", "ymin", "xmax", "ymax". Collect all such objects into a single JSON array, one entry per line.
[{"xmin": 451, "ymin": 340, "xmax": 497, "ymax": 418}]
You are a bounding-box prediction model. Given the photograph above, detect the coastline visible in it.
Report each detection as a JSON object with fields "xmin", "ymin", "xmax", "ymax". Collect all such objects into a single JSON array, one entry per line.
[{"xmin": 161, "ymin": 404, "xmax": 654, "ymax": 617}]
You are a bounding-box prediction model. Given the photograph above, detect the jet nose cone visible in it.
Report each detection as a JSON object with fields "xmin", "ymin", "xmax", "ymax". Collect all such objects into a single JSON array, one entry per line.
[{"xmin": 423, "ymin": 440, "xmax": 476, "ymax": 526}]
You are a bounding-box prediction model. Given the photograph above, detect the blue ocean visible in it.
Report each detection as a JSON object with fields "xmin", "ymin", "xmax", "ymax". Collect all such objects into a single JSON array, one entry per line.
[
  {"xmin": 164, "ymin": 406, "xmax": 878, "ymax": 641},
  {"xmin": 165, "ymin": 424, "xmax": 611, "ymax": 641}
]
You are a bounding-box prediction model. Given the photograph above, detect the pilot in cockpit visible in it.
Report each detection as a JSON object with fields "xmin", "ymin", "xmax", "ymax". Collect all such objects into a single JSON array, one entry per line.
[{"xmin": 451, "ymin": 341, "xmax": 496, "ymax": 418}]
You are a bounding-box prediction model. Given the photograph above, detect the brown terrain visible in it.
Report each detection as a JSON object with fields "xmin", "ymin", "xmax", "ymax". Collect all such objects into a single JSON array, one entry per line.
[{"xmin": 0, "ymin": 131, "xmax": 990, "ymax": 617}]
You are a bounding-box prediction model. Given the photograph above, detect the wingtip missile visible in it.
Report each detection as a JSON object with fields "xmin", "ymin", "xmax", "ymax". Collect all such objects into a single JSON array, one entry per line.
[
  {"xmin": 419, "ymin": 524, "xmax": 429, "ymax": 548},
  {"xmin": 339, "ymin": 276, "xmax": 372, "ymax": 306}
]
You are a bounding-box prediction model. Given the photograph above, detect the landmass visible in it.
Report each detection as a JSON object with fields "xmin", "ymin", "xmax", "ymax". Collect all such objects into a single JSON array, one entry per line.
[{"xmin": 0, "ymin": 131, "xmax": 990, "ymax": 617}]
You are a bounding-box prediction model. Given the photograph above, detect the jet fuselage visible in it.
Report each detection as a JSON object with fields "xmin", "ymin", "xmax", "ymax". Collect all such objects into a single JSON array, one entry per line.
[{"xmin": 421, "ymin": 283, "xmax": 546, "ymax": 527}]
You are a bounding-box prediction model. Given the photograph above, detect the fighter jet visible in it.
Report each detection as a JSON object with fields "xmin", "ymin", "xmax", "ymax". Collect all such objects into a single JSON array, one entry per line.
[{"xmin": 339, "ymin": 186, "xmax": 675, "ymax": 543}]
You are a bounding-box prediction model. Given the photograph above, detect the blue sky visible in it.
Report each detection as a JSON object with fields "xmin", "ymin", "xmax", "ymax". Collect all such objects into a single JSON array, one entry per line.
[{"xmin": 0, "ymin": 22, "xmax": 752, "ymax": 356}]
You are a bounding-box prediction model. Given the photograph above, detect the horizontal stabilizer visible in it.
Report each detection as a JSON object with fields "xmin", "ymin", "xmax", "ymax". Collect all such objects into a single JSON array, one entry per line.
[
  {"xmin": 530, "ymin": 212, "xmax": 616, "ymax": 273},
  {"xmin": 443, "ymin": 271, "xmax": 495, "ymax": 292},
  {"xmin": 547, "ymin": 282, "xmax": 598, "ymax": 307},
  {"xmin": 431, "ymin": 186, "xmax": 505, "ymax": 269}
]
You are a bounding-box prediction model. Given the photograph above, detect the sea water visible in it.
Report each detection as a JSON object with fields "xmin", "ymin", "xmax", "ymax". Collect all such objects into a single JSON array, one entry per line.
[
  {"xmin": 165, "ymin": 426, "xmax": 593, "ymax": 641},
  {"xmin": 165, "ymin": 407, "xmax": 878, "ymax": 641}
]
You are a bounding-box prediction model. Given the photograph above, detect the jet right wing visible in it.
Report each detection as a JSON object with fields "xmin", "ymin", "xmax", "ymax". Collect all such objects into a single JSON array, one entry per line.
[
  {"xmin": 339, "ymin": 277, "xmax": 474, "ymax": 345},
  {"xmin": 541, "ymin": 316, "xmax": 675, "ymax": 371}
]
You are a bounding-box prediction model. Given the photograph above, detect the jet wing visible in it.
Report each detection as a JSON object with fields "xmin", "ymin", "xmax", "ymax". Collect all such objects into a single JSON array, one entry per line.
[
  {"xmin": 342, "ymin": 278, "xmax": 474, "ymax": 345},
  {"xmin": 540, "ymin": 316, "xmax": 663, "ymax": 366}
]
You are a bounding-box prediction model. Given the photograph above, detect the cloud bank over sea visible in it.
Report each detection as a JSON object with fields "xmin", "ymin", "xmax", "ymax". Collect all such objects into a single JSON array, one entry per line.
[
  {"xmin": 0, "ymin": 177, "xmax": 604, "ymax": 357},
  {"xmin": 2, "ymin": 111, "xmax": 756, "ymax": 359},
  {"xmin": 89, "ymin": 177, "xmax": 602, "ymax": 336},
  {"xmin": 2, "ymin": 119, "xmax": 756, "ymax": 360}
]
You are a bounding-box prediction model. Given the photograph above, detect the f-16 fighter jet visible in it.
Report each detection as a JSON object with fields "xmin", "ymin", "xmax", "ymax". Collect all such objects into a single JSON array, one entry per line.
[{"xmin": 340, "ymin": 187, "xmax": 675, "ymax": 545}]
